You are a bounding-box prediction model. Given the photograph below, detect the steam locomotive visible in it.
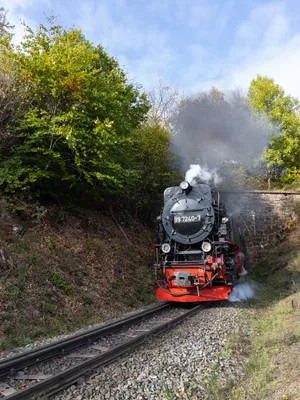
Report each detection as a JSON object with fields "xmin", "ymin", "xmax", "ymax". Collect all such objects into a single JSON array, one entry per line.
[{"xmin": 154, "ymin": 181, "xmax": 246, "ymax": 302}]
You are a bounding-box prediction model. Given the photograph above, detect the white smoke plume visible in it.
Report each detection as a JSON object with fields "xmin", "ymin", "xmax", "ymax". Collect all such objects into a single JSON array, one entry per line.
[
  {"xmin": 228, "ymin": 280, "xmax": 257, "ymax": 302},
  {"xmin": 185, "ymin": 164, "xmax": 222, "ymax": 186},
  {"xmin": 170, "ymin": 90, "xmax": 273, "ymax": 173}
]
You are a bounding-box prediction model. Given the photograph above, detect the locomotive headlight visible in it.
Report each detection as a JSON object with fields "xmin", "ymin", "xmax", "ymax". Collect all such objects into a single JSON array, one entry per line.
[
  {"xmin": 161, "ymin": 243, "xmax": 171, "ymax": 253},
  {"xmin": 201, "ymin": 242, "xmax": 212, "ymax": 252},
  {"xmin": 221, "ymin": 217, "xmax": 229, "ymax": 223},
  {"xmin": 180, "ymin": 181, "xmax": 190, "ymax": 190}
]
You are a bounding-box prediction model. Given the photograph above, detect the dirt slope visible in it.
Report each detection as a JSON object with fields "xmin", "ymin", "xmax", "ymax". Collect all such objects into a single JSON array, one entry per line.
[{"xmin": 0, "ymin": 199, "xmax": 156, "ymax": 350}]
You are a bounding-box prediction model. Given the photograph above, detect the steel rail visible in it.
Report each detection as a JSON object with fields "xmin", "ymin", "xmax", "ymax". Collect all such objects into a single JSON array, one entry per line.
[
  {"xmin": 3, "ymin": 304, "xmax": 202, "ymax": 399},
  {"xmin": 0, "ymin": 302, "xmax": 170, "ymax": 379}
]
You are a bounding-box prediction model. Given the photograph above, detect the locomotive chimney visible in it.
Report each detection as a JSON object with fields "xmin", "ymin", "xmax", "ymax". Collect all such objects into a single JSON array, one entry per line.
[{"xmin": 179, "ymin": 181, "xmax": 192, "ymax": 193}]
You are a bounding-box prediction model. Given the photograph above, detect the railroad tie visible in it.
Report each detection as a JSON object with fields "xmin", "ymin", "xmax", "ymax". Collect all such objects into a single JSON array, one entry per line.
[
  {"xmin": 90, "ymin": 345, "xmax": 110, "ymax": 352},
  {"xmin": 0, "ymin": 382, "xmax": 17, "ymax": 396},
  {"xmin": 66, "ymin": 353, "xmax": 96, "ymax": 359},
  {"xmin": 15, "ymin": 373, "xmax": 52, "ymax": 380}
]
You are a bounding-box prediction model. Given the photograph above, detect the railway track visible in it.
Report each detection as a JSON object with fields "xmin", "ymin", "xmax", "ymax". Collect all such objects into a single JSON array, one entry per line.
[{"xmin": 0, "ymin": 302, "xmax": 202, "ymax": 399}]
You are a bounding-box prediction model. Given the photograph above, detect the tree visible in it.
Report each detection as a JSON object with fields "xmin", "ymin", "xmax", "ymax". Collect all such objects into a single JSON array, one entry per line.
[
  {"xmin": 0, "ymin": 20, "xmax": 149, "ymax": 199},
  {"xmin": 0, "ymin": 8, "xmax": 14, "ymax": 42},
  {"xmin": 147, "ymin": 77, "xmax": 183, "ymax": 130},
  {"xmin": 0, "ymin": 10, "xmax": 27, "ymax": 159},
  {"xmin": 0, "ymin": 66, "xmax": 27, "ymax": 157},
  {"xmin": 227, "ymin": 88, "xmax": 248, "ymax": 110},
  {"xmin": 247, "ymin": 75, "xmax": 300, "ymax": 183},
  {"xmin": 126, "ymin": 123, "xmax": 179, "ymax": 219},
  {"xmin": 206, "ymin": 87, "xmax": 225, "ymax": 103},
  {"xmin": 248, "ymin": 75, "xmax": 300, "ymax": 134}
]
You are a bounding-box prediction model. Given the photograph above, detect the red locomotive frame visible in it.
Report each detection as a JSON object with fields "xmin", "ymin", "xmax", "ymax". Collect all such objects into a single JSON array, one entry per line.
[{"xmin": 154, "ymin": 241, "xmax": 244, "ymax": 302}]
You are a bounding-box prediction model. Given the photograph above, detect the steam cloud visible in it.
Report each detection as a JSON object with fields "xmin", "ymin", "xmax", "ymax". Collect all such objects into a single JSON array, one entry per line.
[
  {"xmin": 171, "ymin": 91, "xmax": 273, "ymax": 172},
  {"xmin": 228, "ymin": 280, "xmax": 257, "ymax": 302},
  {"xmin": 185, "ymin": 164, "xmax": 222, "ymax": 186}
]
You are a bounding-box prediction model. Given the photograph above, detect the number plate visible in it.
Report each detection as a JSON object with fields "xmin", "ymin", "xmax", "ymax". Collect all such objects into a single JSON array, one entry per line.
[{"xmin": 173, "ymin": 215, "xmax": 201, "ymax": 223}]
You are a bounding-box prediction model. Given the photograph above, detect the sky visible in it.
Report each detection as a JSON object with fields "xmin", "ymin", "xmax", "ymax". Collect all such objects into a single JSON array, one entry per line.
[{"xmin": 2, "ymin": 0, "xmax": 300, "ymax": 97}]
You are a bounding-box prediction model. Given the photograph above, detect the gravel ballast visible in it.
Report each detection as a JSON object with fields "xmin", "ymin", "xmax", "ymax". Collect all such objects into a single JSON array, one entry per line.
[{"xmin": 54, "ymin": 302, "xmax": 250, "ymax": 400}]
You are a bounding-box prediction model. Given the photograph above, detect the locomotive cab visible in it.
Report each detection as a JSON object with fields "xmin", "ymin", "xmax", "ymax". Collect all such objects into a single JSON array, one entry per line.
[{"xmin": 155, "ymin": 181, "xmax": 245, "ymax": 302}]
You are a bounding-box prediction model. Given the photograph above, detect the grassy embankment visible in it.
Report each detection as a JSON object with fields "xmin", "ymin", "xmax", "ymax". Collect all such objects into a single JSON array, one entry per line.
[
  {"xmin": 0, "ymin": 198, "xmax": 156, "ymax": 350},
  {"xmin": 227, "ymin": 219, "xmax": 300, "ymax": 400}
]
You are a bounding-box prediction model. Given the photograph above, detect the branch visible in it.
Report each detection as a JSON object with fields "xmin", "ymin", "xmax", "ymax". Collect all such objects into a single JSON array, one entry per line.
[{"xmin": 110, "ymin": 211, "xmax": 133, "ymax": 246}]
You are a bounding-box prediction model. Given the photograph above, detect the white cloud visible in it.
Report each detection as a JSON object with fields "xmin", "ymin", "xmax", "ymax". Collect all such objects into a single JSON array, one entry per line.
[
  {"xmin": 127, "ymin": 46, "xmax": 177, "ymax": 89},
  {"xmin": 74, "ymin": 0, "xmax": 177, "ymax": 88},
  {"xmin": 181, "ymin": 44, "xmax": 209, "ymax": 83},
  {"xmin": 76, "ymin": 1, "xmax": 164, "ymax": 52},
  {"xmin": 188, "ymin": 3, "xmax": 216, "ymax": 28},
  {"xmin": 187, "ymin": 0, "xmax": 232, "ymax": 41},
  {"xmin": 145, "ymin": 0, "xmax": 187, "ymax": 25},
  {"xmin": 215, "ymin": 32, "xmax": 300, "ymax": 97},
  {"xmin": 236, "ymin": 2, "xmax": 289, "ymax": 48},
  {"xmin": 76, "ymin": 1, "xmax": 147, "ymax": 52},
  {"xmin": 187, "ymin": 44, "xmax": 207, "ymax": 57},
  {"xmin": 2, "ymin": 0, "xmax": 38, "ymax": 9},
  {"xmin": 190, "ymin": 1, "xmax": 300, "ymax": 98}
]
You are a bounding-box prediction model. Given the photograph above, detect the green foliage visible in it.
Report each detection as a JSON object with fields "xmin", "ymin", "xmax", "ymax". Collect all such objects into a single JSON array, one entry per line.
[
  {"xmin": 0, "ymin": 19, "xmax": 149, "ymax": 201},
  {"xmin": 0, "ymin": 46, "xmax": 27, "ymax": 158},
  {"xmin": 41, "ymin": 301, "xmax": 55, "ymax": 315},
  {"xmin": 5, "ymin": 282, "xmax": 21, "ymax": 304},
  {"xmin": 248, "ymin": 75, "xmax": 299, "ymax": 130},
  {"xmin": 248, "ymin": 75, "xmax": 300, "ymax": 182},
  {"xmin": 50, "ymin": 272, "xmax": 74, "ymax": 294},
  {"xmin": 280, "ymin": 169, "xmax": 300, "ymax": 189},
  {"xmin": 128, "ymin": 122, "xmax": 180, "ymax": 217},
  {"xmin": 80, "ymin": 293, "xmax": 93, "ymax": 306}
]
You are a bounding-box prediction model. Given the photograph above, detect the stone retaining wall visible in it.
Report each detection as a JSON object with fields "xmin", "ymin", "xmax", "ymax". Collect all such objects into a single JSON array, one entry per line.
[{"xmin": 220, "ymin": 191, "xmax": 300, "ymax": 266}]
